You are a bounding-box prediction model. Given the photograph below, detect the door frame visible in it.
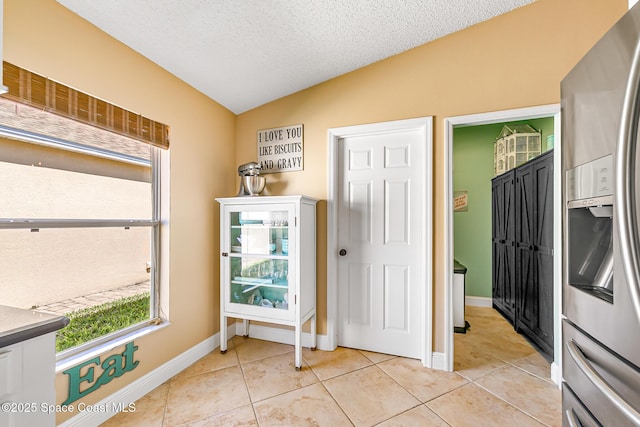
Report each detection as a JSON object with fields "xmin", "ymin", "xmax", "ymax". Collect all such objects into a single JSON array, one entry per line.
[
  {"xmin": 327, "ymin": 117, "xmax": 433, "ymax": 367},
  {"xmin": 444, "ymin": 104, "xmax": 562, "ymax": 383}
]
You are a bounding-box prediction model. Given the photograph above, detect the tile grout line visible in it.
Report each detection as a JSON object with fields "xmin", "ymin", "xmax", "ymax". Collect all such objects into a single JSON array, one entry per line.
[
  {"xmin": 160, "ymin": 382, "xmax": 170, "ymax": 427},
  {"xmin": 231, "ymin": 340, "xmax": 322, "ymax": 426},
  {"xmin": 459, "ymin": 347, "xmax": 555, "ymax": 426},
  {"xmin": 316, "ymin": 351, "xmax": 453, "ymax": 427},
  {"xmin": 233, "ymin": 336, "xmax": 295, "ymax": 424},
  {"xmin": 166, "ymin": 340, "xmax": 248, "ymax": 426},
  {"xmin": 503, "ymin": 359, "xmax": 557, "ymax": 385},
  {"xmin": 239, "ymin": 345, "xmax": 356, "ymax": 426},
  {"xmin": 367, "ymin": 361, "xmax": 453, "ymax": 427},
  {"xmin": 316, "ymin": 373, "xmax": 356, "ymax": 426},
  {"xmin": 305, "ymin": 350, "xmax": 363, "ymax": 426},
  {"xmin": 471, "ymin": 381, "xmax": 551, "ymax": 427}
]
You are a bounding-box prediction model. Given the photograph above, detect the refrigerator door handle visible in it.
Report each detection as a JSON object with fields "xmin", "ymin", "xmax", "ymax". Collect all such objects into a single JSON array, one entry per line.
[
  {"xmin": 565, "ymin": 408, "xmax": 580, "ymax": 427},
  {"xmin": 567, "ymin": 339, "xmax": 640, "ymax": 425},
  {"xmin": 615, "ymin": 39, "xmax": 640, "ymax": 325}
]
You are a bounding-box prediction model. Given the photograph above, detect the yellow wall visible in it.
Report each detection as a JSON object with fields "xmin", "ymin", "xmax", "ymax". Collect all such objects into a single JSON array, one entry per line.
[
  {"xmin": 2, "ymin": 0, "xmax": 628, "ymax": 423},
  {"xmin": 4, "ymin": 0, "xmax": 236, "ymax": 423},
  {"xmin": 235, "ymin": 0, "xmax": 627, "ymax": 349}
]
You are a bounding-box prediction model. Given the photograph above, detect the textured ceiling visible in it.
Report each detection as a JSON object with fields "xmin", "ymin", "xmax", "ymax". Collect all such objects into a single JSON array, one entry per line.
[{"xmin": 57, "ymin": 0, "xmax": 535, "ymax": 114}]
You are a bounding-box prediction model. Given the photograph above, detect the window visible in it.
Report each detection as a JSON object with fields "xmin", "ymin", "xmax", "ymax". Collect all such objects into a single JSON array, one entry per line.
[{"xmin": 0, "ymin": 62, "xmax": 169, "ymax": 356}]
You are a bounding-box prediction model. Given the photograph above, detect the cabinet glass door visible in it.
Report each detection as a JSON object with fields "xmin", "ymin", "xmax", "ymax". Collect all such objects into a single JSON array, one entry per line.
[{"xmin": 228, "ymin": 209, "xmax": 289, "ymax": 310}]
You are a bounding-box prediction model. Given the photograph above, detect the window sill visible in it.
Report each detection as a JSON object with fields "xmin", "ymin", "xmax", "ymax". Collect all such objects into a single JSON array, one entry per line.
[{"xmin": 56, "ymin": 321, "xmax": 170, "ymax": 373}]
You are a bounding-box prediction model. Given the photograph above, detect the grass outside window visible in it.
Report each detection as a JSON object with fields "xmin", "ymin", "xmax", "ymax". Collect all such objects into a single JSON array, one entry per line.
[{"xmin": 55, "ymin": 293, "xmax": 150, "ymax": 352}]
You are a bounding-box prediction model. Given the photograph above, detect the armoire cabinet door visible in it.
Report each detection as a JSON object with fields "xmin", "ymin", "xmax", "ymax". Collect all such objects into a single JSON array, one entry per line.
[
  {"xmin": 515, "ymin": 150, "xmax": 554, "ymax": 357},
  {"xmin": 492, "ymin": 170, "xmax": 516, "ymax": 323},
  {"xmin": 516, "ymin": 162, "xmax": 536, "ymax": 334},
  {"xmin": 532, "ymin": 152, "xmax": 554, "ymax": 353}
]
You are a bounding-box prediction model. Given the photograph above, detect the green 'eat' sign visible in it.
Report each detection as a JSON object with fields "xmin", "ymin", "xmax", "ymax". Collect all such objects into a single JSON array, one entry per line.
[{"xmin": 62, "ymin": 341, "xmax": 139, "ymax": 406}]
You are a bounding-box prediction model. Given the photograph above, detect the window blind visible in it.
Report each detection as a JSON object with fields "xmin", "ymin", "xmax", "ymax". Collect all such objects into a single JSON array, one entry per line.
[{"xmin": 1, "ymin": 61, "xmax": 170, "ymax": 149}]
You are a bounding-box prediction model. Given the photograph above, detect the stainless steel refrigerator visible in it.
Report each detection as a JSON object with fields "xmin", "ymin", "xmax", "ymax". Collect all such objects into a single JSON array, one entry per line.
[{"xmin": 562, "ymin": 3, "xmax": 640, "ymax": 426}]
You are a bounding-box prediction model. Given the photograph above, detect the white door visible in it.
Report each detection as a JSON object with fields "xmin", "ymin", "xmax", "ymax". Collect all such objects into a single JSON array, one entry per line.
[{"xmin": 337, "ymin": 128, "xmax": 424, "ymax": 358}]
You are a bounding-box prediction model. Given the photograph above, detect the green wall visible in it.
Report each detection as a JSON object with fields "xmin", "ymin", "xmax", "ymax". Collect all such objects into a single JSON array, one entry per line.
[{"xmin": 453, "ymin": 117, "xmax": 554, "ymax": 298}]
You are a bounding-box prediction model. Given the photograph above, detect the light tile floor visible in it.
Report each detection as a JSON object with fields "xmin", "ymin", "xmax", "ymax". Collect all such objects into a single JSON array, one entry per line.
[{"xmin": 101, "ymin": 306, "xmax": 561, "ymax": 426}]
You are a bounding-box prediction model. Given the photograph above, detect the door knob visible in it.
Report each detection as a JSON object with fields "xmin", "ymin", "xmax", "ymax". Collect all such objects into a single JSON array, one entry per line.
[{"xmin": 339, "ymin": 249, "xmax": 347, "ymax": 256}]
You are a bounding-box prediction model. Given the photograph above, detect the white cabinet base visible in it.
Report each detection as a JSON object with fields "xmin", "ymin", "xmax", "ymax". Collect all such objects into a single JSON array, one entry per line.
[
  {"xmin": 0, "ymin": 333, "xmax": 57, "ymax": 427},
  {"xmin": 220, "ymin": 312, "xmax": 316, "ymax": 370}
]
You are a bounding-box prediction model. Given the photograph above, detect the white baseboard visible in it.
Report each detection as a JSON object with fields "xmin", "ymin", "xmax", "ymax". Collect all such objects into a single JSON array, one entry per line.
[
  {"xmin": 551, "ymin": 361, "xmax": 561, "ymax": 387},
  {"xmin": 465, "ymin": 296, "xmax": 492, "ymax": 307},
  {"xmin": 235, "ymin": 321, "xmax": 332, "ymax": 351},
  {"xmin": 431, "ymin": 352, "xmax": 447, "ymax": 371},
  {"xmin": 59, "ymin": 324, "xmax": 236, "ymax": 427}
]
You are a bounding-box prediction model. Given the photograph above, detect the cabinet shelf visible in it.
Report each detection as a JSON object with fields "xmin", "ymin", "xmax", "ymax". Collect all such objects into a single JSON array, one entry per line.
[
  {"xmin": 229, "ymin": 252, "xmax": 288, "ymax": 259},
  {"xmin": 232, "ymin": 279, "xmax": 288, "ymax": 290},
  {"xmin": 231, "ymin": 224, "xmax": 289, "ymax": 229}
]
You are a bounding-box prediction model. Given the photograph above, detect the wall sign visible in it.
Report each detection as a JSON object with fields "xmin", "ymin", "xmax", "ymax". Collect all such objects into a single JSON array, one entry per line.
[
  {"xmin": 257, "ymin": 124, "xmax": 303, "ymax": 173},
  {"xmin": 62, "ymin": 341, "xmax": 139, "ymax": 406},
  {"xmin": 454, "ymin": 191, "xmax": 468, "ymax": 212}
]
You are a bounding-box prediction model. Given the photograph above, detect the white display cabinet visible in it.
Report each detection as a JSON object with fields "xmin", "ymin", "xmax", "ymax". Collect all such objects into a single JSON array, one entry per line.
[{"xmin": 216, "ymin": 195, "xmax": 318, "ymax": 370}]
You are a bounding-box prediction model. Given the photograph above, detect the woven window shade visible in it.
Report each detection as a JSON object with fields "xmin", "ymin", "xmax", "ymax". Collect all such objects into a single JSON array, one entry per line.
[{"xmin": 1, "ymin": 61, "xmax": 170, "ymax": 149}]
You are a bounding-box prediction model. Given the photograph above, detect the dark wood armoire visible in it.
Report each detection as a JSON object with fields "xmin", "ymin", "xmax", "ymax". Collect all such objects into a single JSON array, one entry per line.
[{"xmin": 492, "ymin": 149, "xmax": 554, "ymax": 358}]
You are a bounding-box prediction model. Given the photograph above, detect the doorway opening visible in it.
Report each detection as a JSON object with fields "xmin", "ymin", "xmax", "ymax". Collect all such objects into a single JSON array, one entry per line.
[{"xmin": 444, "ymin": 105, "xmax": 561, "ymax": 385}]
